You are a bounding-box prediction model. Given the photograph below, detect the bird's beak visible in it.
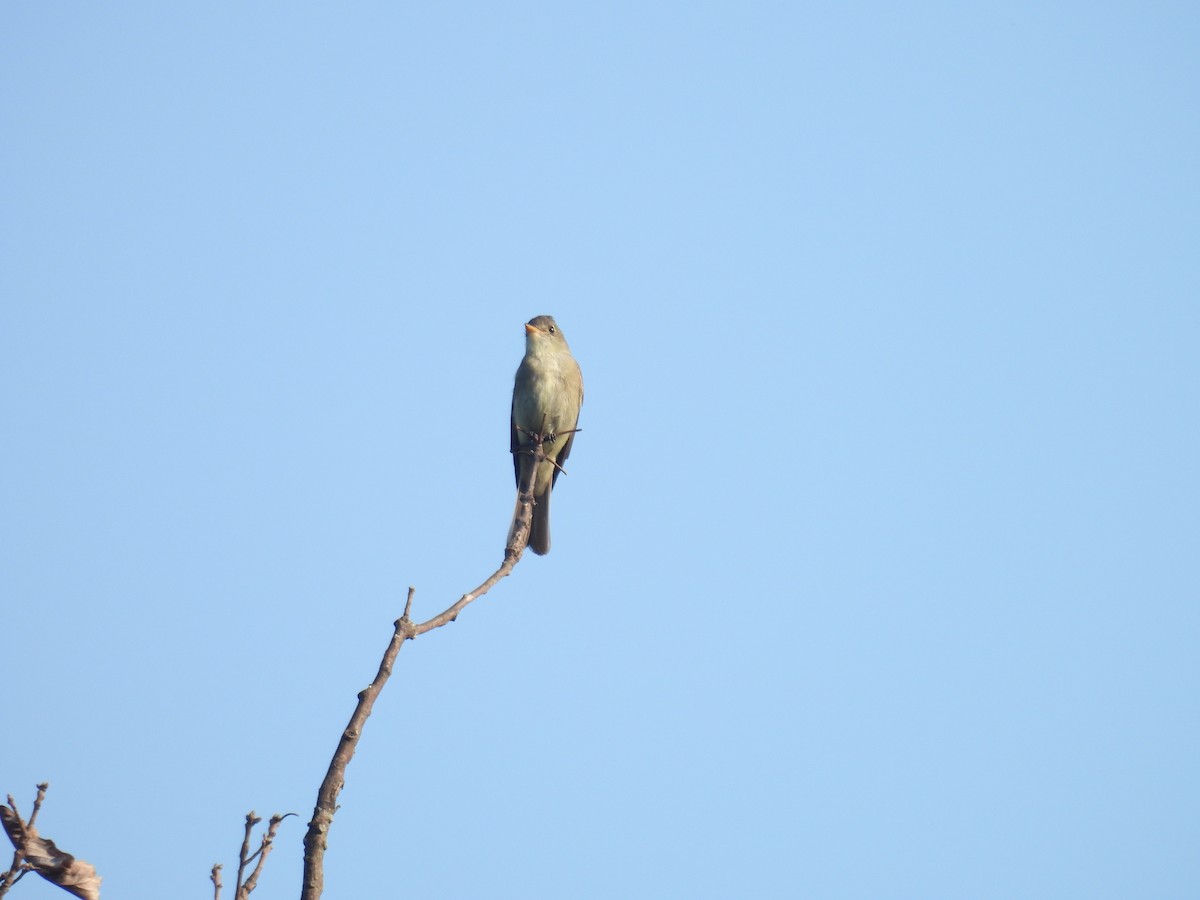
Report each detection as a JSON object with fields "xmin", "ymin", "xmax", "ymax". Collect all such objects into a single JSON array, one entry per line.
[{"xmin": 524, "ymin": 323, "xmax": 539, "ymax": 335}]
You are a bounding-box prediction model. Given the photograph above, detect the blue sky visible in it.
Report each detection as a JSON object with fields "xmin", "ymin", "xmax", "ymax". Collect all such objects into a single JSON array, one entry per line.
[{"xmin": 3, "ymin": 3, "xmax": 1198, "ymax": 898}]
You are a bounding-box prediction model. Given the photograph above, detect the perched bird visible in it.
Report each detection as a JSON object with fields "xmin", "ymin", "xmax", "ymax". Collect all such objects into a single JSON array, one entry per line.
[{"xmin": 509, "ymin": 315, "xmax": 584, "ymax": 555}]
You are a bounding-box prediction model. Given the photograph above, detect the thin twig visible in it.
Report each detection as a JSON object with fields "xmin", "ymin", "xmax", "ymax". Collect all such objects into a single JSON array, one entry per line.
[
  {"xmin": 0, "ymin": 847, "xmax": 25, "ymax": 898},
  {"xmin": 300, "ymin": 443, "xmax": 545, "ymax": 900},
  {"xmin": 217, "ymin": 810, "xmax": 293, "ymax": 900},
  {"xmin": 0, "ymin": 794, "xmax": 21, "ymax": 899},
  {"xmin": 25, "ymin": 785, "xmax": 47, "ymax": 833},
  {"xmin": 239, "ymin": 813, "xmax": 292, "ymax": 898},
  {"xmin": 0, "ymin": 785, "xmax": 100, "ymax": 900},
  {"xmin": 234, "ymin": 811, "xmax": 260, "ymax": 897}
]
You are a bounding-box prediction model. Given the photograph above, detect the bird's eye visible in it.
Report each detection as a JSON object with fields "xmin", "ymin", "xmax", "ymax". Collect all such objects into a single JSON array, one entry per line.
[{"xmin": 548, "ymin": 325, "xmax": 556, "ymax": 334}]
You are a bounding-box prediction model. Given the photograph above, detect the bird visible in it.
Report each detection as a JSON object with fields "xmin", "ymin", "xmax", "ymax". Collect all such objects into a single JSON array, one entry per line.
[{"xmin": 509, "ymin": 315, "xmax": 584, "ymax": 555}]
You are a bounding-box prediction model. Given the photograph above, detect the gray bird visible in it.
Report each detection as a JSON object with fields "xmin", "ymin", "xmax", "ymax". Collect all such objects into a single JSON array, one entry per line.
[{"xmin": 509, "ymin": 315, "xmax": 584, "ymax": 555}]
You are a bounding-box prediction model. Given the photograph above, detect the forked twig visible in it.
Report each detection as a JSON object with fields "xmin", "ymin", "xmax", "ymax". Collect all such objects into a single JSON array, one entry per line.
[
  {"xmin": 300, "ymin": 441, "xmax": 547, "ymax": 900},
  {"xmin": 0, "ymin": 784, "xmax": 100, "ymax": 900},
  {"xmin": 212, "ymin": 811, "xmax": 293, "ymax": 900}
]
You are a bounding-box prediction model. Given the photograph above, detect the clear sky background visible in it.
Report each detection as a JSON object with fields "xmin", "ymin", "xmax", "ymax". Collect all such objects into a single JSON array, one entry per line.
[{"xmin": 3, "ymin": 3, "xmax": 1198, "ymax": 898}]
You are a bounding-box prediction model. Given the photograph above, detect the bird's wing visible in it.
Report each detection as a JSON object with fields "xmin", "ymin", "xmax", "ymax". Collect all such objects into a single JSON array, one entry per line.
[
  {"xmin": 550, "ymin": 430, "xmax": 574, "ymax": 489},
  {"xmin": 510, "ymin": 394, "xmax": 522, "ymax": 487}
]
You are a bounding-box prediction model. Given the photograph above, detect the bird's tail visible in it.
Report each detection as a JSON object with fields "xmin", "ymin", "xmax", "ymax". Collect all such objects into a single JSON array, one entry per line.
[
  {"xmin": 508, "ymin": 486, "xmax": 550, "ymax": 555},
  {"xmin": 529, "ymin": 487, "xmax": 550, "ymax": 555}
]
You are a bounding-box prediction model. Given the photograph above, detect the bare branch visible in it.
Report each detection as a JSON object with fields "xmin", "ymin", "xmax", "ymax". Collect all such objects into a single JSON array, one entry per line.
[
  {"xmin": 234, "ymin": 811, "xmax": 260, "ymax": 897},
  {"xmin": 25, "ymin": 785, "xmax": 47, "ymax": 833},
  {"xmin": 299, "ymin": 442, "xmax": 546, "ymax": 900},
  {"xmin": 238, "ymin": 813, "xmax": 292, "ymax": 898},
  {"xmin": 0, "ymin": 796, "xmax": 25, "ymax": 899},
  {"xmin": 215, "ymin": 810, "xmax": 293, "ymax": 900},
  {"xmin": 0, "ymin": 844, "xmax": 28, "ymax": 898},
  {"xmin": 299, "ymin": 590, "xmax": 420, "ymax": 900},
  {"xmin": 0, "ymin": 785, "xmax": 100, "ymax": 900}
]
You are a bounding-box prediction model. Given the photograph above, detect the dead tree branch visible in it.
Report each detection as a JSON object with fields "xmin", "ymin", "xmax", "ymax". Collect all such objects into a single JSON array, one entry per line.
[
  {"xmin": 208, "ymin": 816, "xmax": 290, "ymax": 897},
  {"xmin": 299, "ymin": 439, "xmax": 547, "ymax": 900},
  {"xmin": 0, "ymin": 784, "xmax": 100, "ymax": 900},
  {"xmin": 211, "ymin": 811, "xmax": 293, "ymax": 900}
]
